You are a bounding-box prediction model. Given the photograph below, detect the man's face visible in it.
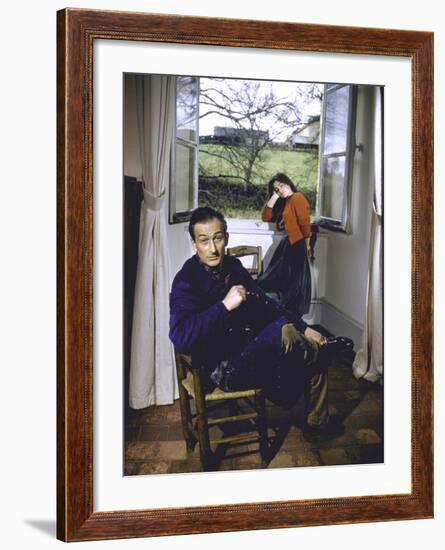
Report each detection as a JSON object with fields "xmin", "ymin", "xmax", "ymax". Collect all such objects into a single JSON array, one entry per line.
[{"xmin": 192, "ymin": 218, "xmax": 228, "ymax": 268}]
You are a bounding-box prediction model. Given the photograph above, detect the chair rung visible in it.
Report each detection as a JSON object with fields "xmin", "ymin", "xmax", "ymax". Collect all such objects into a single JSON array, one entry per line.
[
  {"xmin": 207, "ymin": 412, "xmax": 257, "ymax": 426},
  {"xmin": 212, "ymin": 433, "xmax": 258, "ymax": 445},
  {"xmin": 181, "ymin": 374, "xmax": 260, "ymax": 400}
]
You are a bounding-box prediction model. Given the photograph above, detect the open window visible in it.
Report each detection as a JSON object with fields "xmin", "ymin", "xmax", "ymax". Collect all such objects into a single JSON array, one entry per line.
[
  {"xmin": 169, "ymin": 76, "xmax": 200, "ymax": 223},
  {"xmin": 316, "ymin": 84, "xmax": 357, "ymax": 232},
  {"xmin": 169, "ymin": 77, "xmax": 357, "ymax": 229}
]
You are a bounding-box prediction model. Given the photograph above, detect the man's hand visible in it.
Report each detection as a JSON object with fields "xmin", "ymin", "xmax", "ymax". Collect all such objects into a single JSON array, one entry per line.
[
  {"xmin": 222, "ymin": 285, "xmax": 247, "ymax": 311},
  {"xmin": 281, "ymin": 323, "xmax": 306, "ymax": 354},
  {"xmin": 305, "ymin": 237, "xmax": 312, "ymax": 258},
  {"xmin": 304, "ymin": 327, "xmax": 327, "ymax": 346}
]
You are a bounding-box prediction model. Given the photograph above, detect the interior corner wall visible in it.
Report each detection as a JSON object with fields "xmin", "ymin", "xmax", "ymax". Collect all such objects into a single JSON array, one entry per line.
[{"xmin": 321, "ymin": 85, "xmax": 376, "ymax": 334}]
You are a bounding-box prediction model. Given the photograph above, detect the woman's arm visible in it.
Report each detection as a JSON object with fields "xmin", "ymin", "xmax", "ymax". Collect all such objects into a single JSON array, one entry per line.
[{"xmin": 261, "ymin": 192, "xmax": 280, "ymax": 222}]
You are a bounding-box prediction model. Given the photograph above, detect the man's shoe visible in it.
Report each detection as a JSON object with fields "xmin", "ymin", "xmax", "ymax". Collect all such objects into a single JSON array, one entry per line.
[{"xmin": 324, "ymin": 336, "xmax": 354, "ymax": 353}]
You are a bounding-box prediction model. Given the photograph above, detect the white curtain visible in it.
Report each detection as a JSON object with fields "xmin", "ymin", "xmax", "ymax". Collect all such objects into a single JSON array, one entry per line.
[
  {"xmin": 353, "ymin": 87, "xmax": 383, "ymax": 383},
  {"xmin": 129, "ymin": 75, "xmax": 178, "ymax": 409}
]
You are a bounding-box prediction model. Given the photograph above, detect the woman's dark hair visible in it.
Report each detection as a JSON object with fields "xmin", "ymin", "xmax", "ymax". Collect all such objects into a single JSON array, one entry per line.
[
  {"xmin": 188, "ymin": 207, "xmax": 228, "ymax": 241},
  {"xmin": 267, "ymin": 172, "xmax": 298, "ymax": 198},
  {"xmin": 267, "ymin": 173, "xmax": 298, "ymax": 230}
]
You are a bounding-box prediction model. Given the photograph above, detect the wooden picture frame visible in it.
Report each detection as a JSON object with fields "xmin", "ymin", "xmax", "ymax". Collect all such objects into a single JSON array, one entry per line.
[{"xmin": 57, "ymin": 8, "xmax": 433, "ymax": 542}]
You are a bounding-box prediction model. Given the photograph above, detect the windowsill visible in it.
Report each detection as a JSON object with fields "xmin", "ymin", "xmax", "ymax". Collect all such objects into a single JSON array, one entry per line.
[
  {"xmin": 181, "ymin": 218, "xmax": 329, "ymax": 239},
  {"xmin": 226, "ymin": 218, "xmax": 276, "ymax": 235}
]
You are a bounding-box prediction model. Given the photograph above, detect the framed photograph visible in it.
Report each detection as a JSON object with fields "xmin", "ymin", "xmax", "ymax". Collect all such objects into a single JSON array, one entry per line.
[{"xmin": 57, "ymin": 8, "xmax": 433, "ymax": 542}]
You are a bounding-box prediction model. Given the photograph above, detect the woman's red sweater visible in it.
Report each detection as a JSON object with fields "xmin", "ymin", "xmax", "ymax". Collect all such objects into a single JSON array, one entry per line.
[{"xmin": 261, "ymin": 192, "xmax": 311, "ymax": 245}]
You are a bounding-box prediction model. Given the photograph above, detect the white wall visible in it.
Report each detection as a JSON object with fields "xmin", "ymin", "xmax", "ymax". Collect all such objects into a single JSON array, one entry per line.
[
  {"xmin": 2, "ymin": 2, "xmax": 443, "ymax": 550},
  {"xmin": 323, "ymin": 86, "xmax": 375, "ymax": 323}
]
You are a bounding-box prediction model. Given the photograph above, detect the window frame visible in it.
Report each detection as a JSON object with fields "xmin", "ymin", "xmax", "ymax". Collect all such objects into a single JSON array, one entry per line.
[
  {"xmin": 169, "ymin": 75, "xmax": 200, "ymax": 224},
  {"xmin": 316, "ymin": 83, "xmax": 357, "ymax": 233},
  {"xmin": 169, "ymin": 76, "xmax": 329, "ymax": 231}
]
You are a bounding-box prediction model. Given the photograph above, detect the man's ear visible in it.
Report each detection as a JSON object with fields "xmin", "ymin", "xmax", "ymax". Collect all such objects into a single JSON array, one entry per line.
[
  {"xmin": 225, "ymin": 232, "xmax": 229, "ymax": 245},
  {"xmin": 191, "ymin": 238, "xmax": 197, "ymax": 253}
]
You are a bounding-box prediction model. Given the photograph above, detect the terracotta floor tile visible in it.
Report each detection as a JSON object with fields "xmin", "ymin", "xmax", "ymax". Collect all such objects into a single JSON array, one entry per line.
[
  {"xmin": 136, "ymin": 461, "xmax": 170, "ymax": 475},
  {"xmin": 354, "ymin": 428, "xmax": 381, "ymax": 444},
  {"xmin": 353, "ymin": 399, "xmax": 384, "ymax": 415},
  {"xmin": 158, "ymin": 441, "xmax": 189, "ymax": 461},
  {"xmin": 218, "ymin": 458, "xmax": 235, "ymax": 471},
  {"xmin": 166, "ymin": 424, "xmax": 187, "ymax": 441},
  {"xmin": 125, "ymin": 442, "xmax": 160, "ymax": 461},
  {"xmin": 345, "ymin": 444, "xmax": 384, "ymax": 464},
  {"xmin": 310, "ymin": 430, "xmax": 356, "ymax": 450},
  {"xmin": 319, "ymin": 448, "xmax": 350, "ymax": 466},
  {"xmin": 279, "ymin": 427, "xmax": 312, "ymax": 451},
  {"xmin": 269, "ymin": 452, "xmax": 298, "ymax": 469},
  {"xmin": 168, "ymin": 460, "xmax": 203, "ymax": 474},
  {"xmin": 231, "ymin": 456, "xmax": 262, "ymax": 470},
  {"xmin": 139, "ymin": 425, "xmax": 170, "ymax": 442},
  {"xmin": 293, "ymin": 448, "xmax": 321, "ymax": 467},
  {"xmin": 123, "ymin": 462, "xmax": 139, "ymax": 476},
  {"xmin": 344, "ymin": 413, "xmax": 383, "ymax": 434}
]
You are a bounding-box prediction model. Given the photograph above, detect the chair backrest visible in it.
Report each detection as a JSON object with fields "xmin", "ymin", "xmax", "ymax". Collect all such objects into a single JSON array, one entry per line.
[{"xmin": 226, "ymin": 245, "xmax": 263, "ymax": 279}]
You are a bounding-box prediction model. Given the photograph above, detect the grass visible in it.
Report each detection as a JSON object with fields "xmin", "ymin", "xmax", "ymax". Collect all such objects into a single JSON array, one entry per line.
[
  {"xmin": 199, "ymin": 144, "xmax": 319, "ymax": 191},
  {"xmin": 198, "ymin": 144, "xmax": 319, "ymax": 219}
]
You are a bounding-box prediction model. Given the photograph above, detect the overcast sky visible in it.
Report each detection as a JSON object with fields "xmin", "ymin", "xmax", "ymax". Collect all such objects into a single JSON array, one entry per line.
[{"xmin": 198, "ymin": 78, "xmax": 323, "ymax": 139}]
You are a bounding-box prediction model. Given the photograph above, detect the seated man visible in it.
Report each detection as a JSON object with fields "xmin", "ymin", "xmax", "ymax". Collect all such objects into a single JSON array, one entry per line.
[{"xmin": 169, "ymin": 206, "xmax": 339, "ymax": 434}]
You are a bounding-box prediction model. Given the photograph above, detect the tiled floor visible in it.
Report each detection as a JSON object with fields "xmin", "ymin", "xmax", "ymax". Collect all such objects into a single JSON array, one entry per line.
[{"xmin": 124, "ymin": 352, "xmax": 384, "ymax": 475}]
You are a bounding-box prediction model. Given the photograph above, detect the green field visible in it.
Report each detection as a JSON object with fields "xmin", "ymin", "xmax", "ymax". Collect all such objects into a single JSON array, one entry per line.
[{"xmin": 198, "ymin": 144, "xmax": 319, "ymax": 218}]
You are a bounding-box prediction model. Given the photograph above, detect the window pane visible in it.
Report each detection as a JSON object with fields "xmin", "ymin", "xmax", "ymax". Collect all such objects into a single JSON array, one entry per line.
[
  {"xmin": 321, "ymin": 156, "xmax": 346, "ymax": 220},
  {"xmin": 324, "ymin": 86, "xmax": 350, "ymax": 155},
  {"xmin": 177, "ymin": 76, "xmax": 198, "ymax": 142},
  {"xmin": 175, "ymin": 143, "xmax": 196, "ymax": 212}
]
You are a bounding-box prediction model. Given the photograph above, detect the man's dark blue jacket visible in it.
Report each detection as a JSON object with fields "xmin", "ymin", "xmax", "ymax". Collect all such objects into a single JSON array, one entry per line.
[{"xmin": 169, "ymin": 254, "xmax": 308, "ymax": 381}]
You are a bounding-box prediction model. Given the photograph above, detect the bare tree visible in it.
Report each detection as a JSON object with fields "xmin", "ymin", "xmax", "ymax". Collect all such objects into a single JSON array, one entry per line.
[{"xmin": 199, "ymin": 78, "xmax": 322, "ymax": 188}]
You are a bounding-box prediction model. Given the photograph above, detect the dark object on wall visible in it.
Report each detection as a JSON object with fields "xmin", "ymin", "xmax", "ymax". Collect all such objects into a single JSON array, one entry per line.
[{"xmin": 123, "ymin": 176, "xmax": 143, "ymax": 415}]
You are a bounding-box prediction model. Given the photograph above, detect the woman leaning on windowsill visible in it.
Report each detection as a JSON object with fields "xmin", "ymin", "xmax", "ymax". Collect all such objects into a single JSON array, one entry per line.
[{"xmin": 258, "ymin": 172, "xmax": 312, "ymax": 316}]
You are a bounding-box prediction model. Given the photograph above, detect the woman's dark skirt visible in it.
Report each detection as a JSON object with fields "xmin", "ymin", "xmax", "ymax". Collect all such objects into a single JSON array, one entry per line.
[{"xmin": 258, "ymin": 237, "xmax": 312, "ymax": 315}]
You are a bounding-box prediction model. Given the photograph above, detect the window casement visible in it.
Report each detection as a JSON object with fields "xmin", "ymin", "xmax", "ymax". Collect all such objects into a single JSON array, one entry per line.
[
  {"xmin": 169, "ymin": 75, "xmax": 200, "ymax": 223},
  {"xmin": 316, "ymin": 83, "xmax": 357, "ymax": 232},
  {"xmin": 169, "ymin": 78, "xmax": 357, "ymax": 230}
]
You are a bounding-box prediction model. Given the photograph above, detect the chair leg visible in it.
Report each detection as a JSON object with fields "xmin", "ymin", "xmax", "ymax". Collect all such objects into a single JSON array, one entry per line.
[
  {"xmin": 193, "ymin": 374, "xmax": 213, "ymax": 471},
  {"xmin": 178, "ymin": 383, "xmax": 196, "ymax": 452},
  {"xmin": 255, "ymin": 390, "xmax": 269, "ymax": 467},
  {"xmin": 195, "ymin": 402, "xmax": 213, "ymax": 471}
]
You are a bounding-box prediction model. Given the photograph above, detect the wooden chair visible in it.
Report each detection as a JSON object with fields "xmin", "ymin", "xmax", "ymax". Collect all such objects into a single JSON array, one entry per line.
[
  {"xmin": 175, "ymin": 351, "xmax": 269, "ymax": 471},
  {"xmin": 226, "ymin": 245, "xmax": 263, "ymax": 279}
]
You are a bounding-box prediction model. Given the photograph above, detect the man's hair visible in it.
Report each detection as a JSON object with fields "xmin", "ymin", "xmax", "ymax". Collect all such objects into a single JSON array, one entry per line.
[{"xmin": 188, "ymin": 207, "xmax": 228, "ymax": 241}]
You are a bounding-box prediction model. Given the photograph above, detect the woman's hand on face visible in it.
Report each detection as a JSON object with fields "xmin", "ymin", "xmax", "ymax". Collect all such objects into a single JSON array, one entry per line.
[
  {"xmin": 266, "ymin": 193, "xmax": 280, "ymax": 208},
  {"xmin": 304, "ymin": 327, "xmax": 327, "ymax": 346}
]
